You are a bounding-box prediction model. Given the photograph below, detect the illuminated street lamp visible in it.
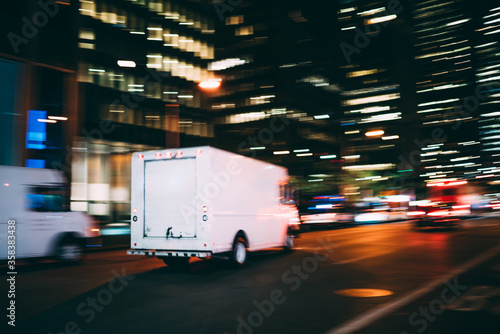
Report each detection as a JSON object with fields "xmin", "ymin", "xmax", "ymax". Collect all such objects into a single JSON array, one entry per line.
[
  {"xmin": 198, "ymin": 79, "xmax": 221, "ymax": 89},
  {"xmin": 365, "ymin": 130, "xmax": 385, "ymax": 137},
  {"xmin": 117, "ymin": 60, "xmax": 137, "ymax": 68}
]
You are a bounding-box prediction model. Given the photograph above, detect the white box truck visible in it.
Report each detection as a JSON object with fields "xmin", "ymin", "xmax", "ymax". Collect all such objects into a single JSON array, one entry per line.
[
  {"xmin": 127, "ymin": 146, "xmax": 299, "ymax": 266},
  {"xmin": 0, "ymin": 166, "xmax": 98, "ymax": 262}
]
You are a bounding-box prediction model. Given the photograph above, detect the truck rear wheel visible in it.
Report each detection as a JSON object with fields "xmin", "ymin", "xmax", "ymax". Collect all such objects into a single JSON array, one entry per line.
[{"xmin": 231, "ymin": 237, "xmax": 247, "ymax": 267}]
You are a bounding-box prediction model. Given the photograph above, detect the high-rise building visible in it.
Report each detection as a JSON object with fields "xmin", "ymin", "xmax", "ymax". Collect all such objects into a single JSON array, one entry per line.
[
  {"xmin": 412, "ymin": 0, "xmax": 480, "ymax": 191},
  {"xmin": 337, "ymin": 0, "xmax": 500, "ymax": 198},
  {"xmin": 72, "ymin": 0, "xmax": 217, "ymax": 220},
  {"xmin": 1, "ymin": 0, "xmax": 217, "ymax": 221},
  {"xmin": 209, "ymin": 0, "xmax": 343, "ymax": 197},
  {"xmin": 0, "ymin": 0, "xmax": 79, "ymax": 170},
  {"xmin": 336, "ymin": 0, "xmax": 415, "ymax": 197},
  {"xmin": 474, "ymin": 3, "xmax": 500, "ymax": 193}
]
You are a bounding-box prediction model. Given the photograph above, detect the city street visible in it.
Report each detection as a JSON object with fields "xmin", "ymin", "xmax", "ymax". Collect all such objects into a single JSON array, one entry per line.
[
  {"xmin": 3, "ymin": 1, "xmax": 500, "ymax": 334},
  {"xmin": 4, "ymin": 217, "xmax": 500, "ymax": 334}
]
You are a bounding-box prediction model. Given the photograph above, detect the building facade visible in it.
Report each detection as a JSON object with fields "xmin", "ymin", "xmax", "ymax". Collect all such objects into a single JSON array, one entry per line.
[
  {"xmin": 209, "ymin": 0, "xmax": 344, "ymax": 198},
  {"xmin": 337, "ymin": 0, "xmax": 500, "ymax": 198},
  {"xmin": 1, "ymin": 0, "xmax": 217, "ymax": 222}
]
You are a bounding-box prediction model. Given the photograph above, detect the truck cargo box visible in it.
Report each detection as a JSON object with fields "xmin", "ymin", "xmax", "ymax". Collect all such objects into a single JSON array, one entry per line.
[{"xmin": 127, "ymin": 146, "xmax": 299, "ymax": 266}]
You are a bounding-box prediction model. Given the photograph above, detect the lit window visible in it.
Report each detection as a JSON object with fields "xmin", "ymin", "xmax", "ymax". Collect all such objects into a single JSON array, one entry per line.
[
  {"xmin": 347, "ymin": 69, "xmax": 379, "ymax": 77},
  {"xmin": 226, "ymin": 15, "xmax": 244, "ymax": 25},
  {"xmin": 236, "ymin": 26, "xmax": 254, "ymax": 36},
  {"xmin": 79, "ymin": 29, "xmax": 95, "ymax": 40}
]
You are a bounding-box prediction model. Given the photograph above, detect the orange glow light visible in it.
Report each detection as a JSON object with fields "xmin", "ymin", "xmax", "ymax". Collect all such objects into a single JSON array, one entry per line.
[
  {"xmin": 365, "ymin": 130, "xmax": 385, "ymax": 137},
  {"xmin": 199, "ymin": 79, "xmax": 221, "ymax": 89}
]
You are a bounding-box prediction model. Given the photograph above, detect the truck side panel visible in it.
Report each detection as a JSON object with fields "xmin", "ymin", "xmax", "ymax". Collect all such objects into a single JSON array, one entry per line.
[{"xmin": 208, "ymin": 148, "xmax": 289, "ymax": 253}]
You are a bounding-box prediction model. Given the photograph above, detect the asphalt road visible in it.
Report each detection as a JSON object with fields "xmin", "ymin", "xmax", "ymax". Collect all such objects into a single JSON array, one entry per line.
[{"xmin": 3, "ymin": 217, "xmax": 500, "ymax": 334}]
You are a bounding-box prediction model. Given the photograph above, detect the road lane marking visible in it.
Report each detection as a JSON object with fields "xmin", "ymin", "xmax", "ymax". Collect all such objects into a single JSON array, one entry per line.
[{"xmin": 323, "ymin": 244, "xmax": 500, "ymax": 334}]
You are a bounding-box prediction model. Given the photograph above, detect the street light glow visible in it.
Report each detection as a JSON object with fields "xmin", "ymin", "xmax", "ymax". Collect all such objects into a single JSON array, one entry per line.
[
  {"xmin": 48, "ymin": 116, "xmax": 68, "ymax": 121},
  {"xmin": 117, "ymin": 60, "xmax": 136, "ymax": 68},
  {"xmin": 199, "ymin": 79, "xmax": 221, "ymax": 89},
  {"xmin": 365, "ymin": 130, "xmax": 385, "ymax": 137}
]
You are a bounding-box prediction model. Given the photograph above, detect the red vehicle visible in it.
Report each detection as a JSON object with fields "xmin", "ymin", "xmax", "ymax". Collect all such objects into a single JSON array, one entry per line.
[
  {"xmin": 408, "ymin": 201, "xmax": 467, "ymax": 229},
  {"xmin": 408, "ymin": 180, "xmax": 472, "ymax": 229}
]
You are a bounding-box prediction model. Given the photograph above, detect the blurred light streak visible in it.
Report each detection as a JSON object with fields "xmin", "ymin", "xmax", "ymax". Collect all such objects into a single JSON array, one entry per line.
[
  {"xmin": 365, "ymin": 130, "xmax": 385, "ymax": 137},
  {"xmin": 117, "ymin": 60, "xmax": 136, "ymax": 68},
  {"xmin": 366, "ymin": 14, "xmax": 397, "ymax": 25},
  {"xmin": 47, "ymin": 116, "xmax": 68, "ymax": 121}
]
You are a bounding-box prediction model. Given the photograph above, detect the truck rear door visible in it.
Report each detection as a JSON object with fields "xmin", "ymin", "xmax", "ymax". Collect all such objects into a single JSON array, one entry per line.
[{"xmin": 144, "ymin": 158, "xmax": 197, "ymax": 238}]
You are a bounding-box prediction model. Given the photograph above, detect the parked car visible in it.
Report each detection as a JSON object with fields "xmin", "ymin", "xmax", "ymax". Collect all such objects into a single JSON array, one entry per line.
[{"xmin": 300, "ymin": 204, "xmax": 355, "ymax": 227}]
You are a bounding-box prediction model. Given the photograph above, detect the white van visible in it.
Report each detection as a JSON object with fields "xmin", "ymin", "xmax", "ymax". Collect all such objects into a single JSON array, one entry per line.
[
  {"xmin": 0, "ymin": 166, "xmax": 97, "ymax": 262},
  {"xmin": 127, "ymin": 146, "xmax": 299, "ymax": 266}
]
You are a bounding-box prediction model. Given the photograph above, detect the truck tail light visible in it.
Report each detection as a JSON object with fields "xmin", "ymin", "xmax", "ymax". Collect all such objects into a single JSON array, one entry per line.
[
  {"xmin": 138, "ymin": 154, "xmax": 144, "ymax": 159},
  {"xmin": 408, "ymin": 211, "xmax": 425, "ymax": 216},
  {"xmin": 202, "ymin": 206, "xmax": 208, "ymax": 212},
  {"xmin": 196, "ymin": 149, "xmax": 203, "ymax": 156},
  {"xmin": 165, "ymin": 151, "xmax": 172, "ymax": 159},
  {"xmin": 133, "ymin": 208, "xmax": 137, "ymax": 213},
  {"xmin": 428, "ymin": 211, "xmax": 448, "ymax": 217},
  {"xmin": 155, "ymin": 152, "xmax": 161, "ymax": 159},
  {"xmin": 176, "ymin": 150, "xmax": 183, "ymax": 158}
]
